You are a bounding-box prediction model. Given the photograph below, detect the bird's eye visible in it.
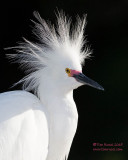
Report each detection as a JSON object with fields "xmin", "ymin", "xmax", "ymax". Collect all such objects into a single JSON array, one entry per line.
[{"xmin": 65, "ymin": 68, "xmax": 70, "ymax": 74}]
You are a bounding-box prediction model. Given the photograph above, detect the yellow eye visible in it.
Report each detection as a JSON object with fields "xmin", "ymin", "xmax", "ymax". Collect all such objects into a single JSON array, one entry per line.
[{"xmin": 65, "ymin": 68, "xmax": 70, "ymax": 74}]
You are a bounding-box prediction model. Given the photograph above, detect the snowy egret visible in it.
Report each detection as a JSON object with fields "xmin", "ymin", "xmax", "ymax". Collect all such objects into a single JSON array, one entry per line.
[{"xmin": 0, "ymin": 11, "xmax": 104, "ymax": 160}]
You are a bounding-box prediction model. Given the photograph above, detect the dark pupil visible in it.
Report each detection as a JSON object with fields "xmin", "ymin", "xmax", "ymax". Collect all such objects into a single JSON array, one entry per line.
[{"xmin": 67, "ymin": 69, "xmax": 69, "ymax": 73}]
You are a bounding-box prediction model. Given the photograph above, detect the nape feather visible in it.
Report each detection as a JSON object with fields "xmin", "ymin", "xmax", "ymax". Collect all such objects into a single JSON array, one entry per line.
[{"xmin": 6, "ymin": 11, "xmax": 91, "ymax": 95}]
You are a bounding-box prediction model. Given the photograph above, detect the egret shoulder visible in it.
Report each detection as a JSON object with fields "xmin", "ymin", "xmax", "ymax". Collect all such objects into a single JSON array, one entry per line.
[{"xmin": 0, "ymin": 90, "xmax": 49, "ymax": 160}]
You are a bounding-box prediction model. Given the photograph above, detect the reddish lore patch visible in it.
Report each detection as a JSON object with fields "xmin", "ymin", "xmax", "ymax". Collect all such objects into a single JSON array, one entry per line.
[{"xmin": 69, "ymin": 69, "xmax": 81, "ymax": 77}]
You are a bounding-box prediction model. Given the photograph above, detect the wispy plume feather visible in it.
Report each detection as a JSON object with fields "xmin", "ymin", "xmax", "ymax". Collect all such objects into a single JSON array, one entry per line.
[{"xmin": 6, "ymin": 11, "xmax": 91, "ymax": 93}]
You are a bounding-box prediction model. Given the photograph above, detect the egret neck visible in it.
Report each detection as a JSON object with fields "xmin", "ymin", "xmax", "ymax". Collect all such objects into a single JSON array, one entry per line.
[{"xmin": 38, "ymin": 80, "xmax": 78, "ymax": 160}]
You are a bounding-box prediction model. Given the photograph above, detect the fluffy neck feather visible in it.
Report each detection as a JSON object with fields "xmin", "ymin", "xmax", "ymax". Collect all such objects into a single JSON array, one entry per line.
[{"xmin": 38, "ymin": 80, "xmax": 78, "ymax": 160}]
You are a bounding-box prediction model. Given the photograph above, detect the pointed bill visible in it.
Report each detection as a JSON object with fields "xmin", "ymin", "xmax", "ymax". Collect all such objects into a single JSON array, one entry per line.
[{"xmin": 73, "ymin": 73, "xmax": 104, "ymax": 91}]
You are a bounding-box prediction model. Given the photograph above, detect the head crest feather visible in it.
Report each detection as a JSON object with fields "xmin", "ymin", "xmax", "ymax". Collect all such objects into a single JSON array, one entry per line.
[{"xmin": 7, "ymin": 11, "xmax": 91, "ymax": 94}]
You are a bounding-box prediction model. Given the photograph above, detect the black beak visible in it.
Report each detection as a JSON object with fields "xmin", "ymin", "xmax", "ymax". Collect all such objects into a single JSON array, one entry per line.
[{"xmin": 73, "ymin": 73, "xmax": 104, "ymax": 91}]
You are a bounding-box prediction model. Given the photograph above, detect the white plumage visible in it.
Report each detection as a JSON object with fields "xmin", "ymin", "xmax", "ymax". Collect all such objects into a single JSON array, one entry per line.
[
  {"xmin": 0, "ymin": 11, "xmax": 103, "ymax": 160},
  {"xmin": 0, "ymin": 91, "xmax": 48, "ymax": 160}
]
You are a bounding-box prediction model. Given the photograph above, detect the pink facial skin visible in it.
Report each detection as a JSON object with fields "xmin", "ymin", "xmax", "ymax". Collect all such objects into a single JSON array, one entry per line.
[{"xmin": 69, "ymin": 69, "xmax": 81, "ymax": 77}]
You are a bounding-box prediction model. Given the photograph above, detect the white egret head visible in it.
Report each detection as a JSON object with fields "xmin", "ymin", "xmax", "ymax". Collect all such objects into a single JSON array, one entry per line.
[{"xmin": 8, "ymin": 11, "xmax": 104, "ymax": 95}]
